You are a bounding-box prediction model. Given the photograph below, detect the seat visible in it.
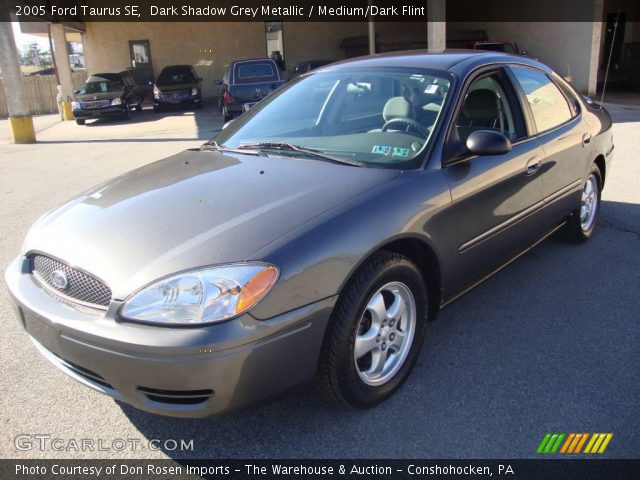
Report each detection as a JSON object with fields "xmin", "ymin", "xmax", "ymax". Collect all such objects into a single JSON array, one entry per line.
[
  {"xmin": 457, "ymin": 89, "xmax": 502, "ymax": 143},
  {"xmin": 369, "ymin": 96, "xmax": 412, "ymax": 132},
  {"xmin": 462, "ymin": 89, "xmax": 500, "ymax": 127}
]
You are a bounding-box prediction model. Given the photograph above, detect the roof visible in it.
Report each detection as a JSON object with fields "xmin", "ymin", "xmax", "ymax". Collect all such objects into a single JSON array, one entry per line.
[{"xmin": 322, "ymin": 49, "xmax": 548, "ymax": 76}]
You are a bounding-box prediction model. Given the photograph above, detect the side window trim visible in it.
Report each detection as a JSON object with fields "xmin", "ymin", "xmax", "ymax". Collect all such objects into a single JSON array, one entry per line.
[{"xmin": 442, "ymin": 65, "xmax": 529, "ymax": 166}]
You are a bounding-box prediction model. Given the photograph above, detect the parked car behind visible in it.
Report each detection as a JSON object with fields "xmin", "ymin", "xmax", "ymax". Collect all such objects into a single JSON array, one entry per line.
[
  {"xmin": 6, "ymin": 51, "xmax": 613, "ymax": 417},
  {"xmin": 153, "ymin": 65, "xmax": 202, "ymax": 111},
  {"xmin": 72, "ymin": 71, "xmax": 144, "ymax": 125},
  {"xmin": 290, "ymin": 59, "xmax": 335, "ymax": 79},
  {"xmin": 216, "ymin": 58, "xmax": 285, "ymax": 122}
]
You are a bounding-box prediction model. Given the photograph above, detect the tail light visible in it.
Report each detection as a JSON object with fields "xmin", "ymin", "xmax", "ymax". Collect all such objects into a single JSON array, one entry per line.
[{"xmin": 223, "ymin": 91, "xmax": 233, "ymax": 105}]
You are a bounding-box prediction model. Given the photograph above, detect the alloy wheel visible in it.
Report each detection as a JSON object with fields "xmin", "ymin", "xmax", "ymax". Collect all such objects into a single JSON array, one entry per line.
[
  {"xmin": 353, "ymin": 281, "xmax": 416, "ymax": 386},
  {"xmin": 580, "ymin": 173, "xmax": 599, "ymax": 231}
]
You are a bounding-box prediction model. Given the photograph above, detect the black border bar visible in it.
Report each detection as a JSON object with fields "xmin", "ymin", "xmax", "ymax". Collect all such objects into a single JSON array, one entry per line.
[
  {"xmin": 4, "ymin": 0, "xmax": 639, "ymax": 22},
  {"xmin": 2, "ymin": 459, "xmax": 640, "ymax": 480}
]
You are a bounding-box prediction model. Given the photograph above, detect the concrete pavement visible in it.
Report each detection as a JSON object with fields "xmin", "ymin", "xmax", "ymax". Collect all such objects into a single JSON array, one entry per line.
[{"xmin": 0, "ymin": 102, "xmax": 638, "ymax": 459}]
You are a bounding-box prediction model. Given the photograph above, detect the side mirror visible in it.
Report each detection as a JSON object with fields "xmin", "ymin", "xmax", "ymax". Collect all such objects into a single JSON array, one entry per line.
[
  {"xmin": 214, "ymin": 79, "xmax": 223, "ymax": 86},
  {"xmin": 466, "ymin": 130, "xmax": 512, "ymax": 156},
  {"xmin": 520, "ymin": 50, "xmax": 528, "ymax": 56},
  {"xmin": 73, "ymin": 89, "xmax": 80, "ymax": 95}
]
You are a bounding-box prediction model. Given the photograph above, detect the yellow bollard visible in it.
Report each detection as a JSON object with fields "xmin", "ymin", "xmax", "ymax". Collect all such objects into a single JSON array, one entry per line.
[
  {"xmin": 61, "ymin": 101, "xmax": 74, "ymax": 121},
  {"xmin": 9, "ymin": 116, "xmax": 36, "ymax": 144}
]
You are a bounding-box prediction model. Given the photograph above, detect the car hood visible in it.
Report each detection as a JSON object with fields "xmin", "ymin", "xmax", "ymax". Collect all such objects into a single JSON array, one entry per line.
[{"xmin": 23, "ymin": 149, "xmax": 400, "ymax": 300}]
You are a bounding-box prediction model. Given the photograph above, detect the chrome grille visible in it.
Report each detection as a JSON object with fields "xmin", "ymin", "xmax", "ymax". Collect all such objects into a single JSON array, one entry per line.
[
  {"xmin": 80, "ymin": 100, "xmax": 110, "ymax": 109},
  {"xmin": 161, "ymin": 90, "xmax": 191, "ymax": 100},
  {"xmin": 31, "ymin": 255, "xmax": 112, "ymax": 309}
]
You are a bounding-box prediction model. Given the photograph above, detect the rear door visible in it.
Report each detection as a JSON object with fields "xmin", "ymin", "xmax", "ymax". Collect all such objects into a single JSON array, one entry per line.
[
  {"xmin": 508, "ymin": 65, "xmax": 588, "ymax": 223},
  {"xmin": 442, "ymin": 67, "xmax": 547, "ymax": 294}
]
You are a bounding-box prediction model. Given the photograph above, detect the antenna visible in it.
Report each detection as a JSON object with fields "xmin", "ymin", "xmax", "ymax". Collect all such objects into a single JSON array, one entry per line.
[{"xmin": 600, "ymin": 8, "xmax": 621, "ymax": 106}]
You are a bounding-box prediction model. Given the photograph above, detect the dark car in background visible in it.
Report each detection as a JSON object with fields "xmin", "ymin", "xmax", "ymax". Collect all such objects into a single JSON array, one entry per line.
[
  {"xmin": 72, "ymin": 71, "xmax": 144, "ymax": 125},
  {"xmin": 153, "ymin": 65, "xmax": 202, "ymax": 111},
  {"xmin": 290, "ymin": 59, "xmax": 335, "ymax": 79},
  {"xmin": 216, "ymin": 58, "xmax": 286, "ymax": 122}
]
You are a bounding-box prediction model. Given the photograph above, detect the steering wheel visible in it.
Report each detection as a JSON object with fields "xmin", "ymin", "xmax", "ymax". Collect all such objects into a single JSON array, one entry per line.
[{"xmin": 381, "ymin": 117, "xmax": 429, "ymax": 137}]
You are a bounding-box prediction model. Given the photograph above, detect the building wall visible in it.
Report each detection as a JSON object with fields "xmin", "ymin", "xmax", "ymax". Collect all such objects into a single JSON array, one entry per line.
[
  {"xmin": 448, "ymin": 21, "xmax": 600, "ymax": 93},
  {"xmin": 82, "ymin": 22, "xmax": 367, "ymax": 99}
]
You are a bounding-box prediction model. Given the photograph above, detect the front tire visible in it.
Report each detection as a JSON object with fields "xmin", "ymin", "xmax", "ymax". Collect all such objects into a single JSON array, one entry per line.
[
  {"xmin": 564, "ymin": 163, "xmax": 602, "ymax": 243},
  {"xmin": 317, "ymin": 251, "xmax": 428, "ymax": 408},
  {"xmin": 75, "ymin": 119, "xmax": 85, "ymax": 126}
]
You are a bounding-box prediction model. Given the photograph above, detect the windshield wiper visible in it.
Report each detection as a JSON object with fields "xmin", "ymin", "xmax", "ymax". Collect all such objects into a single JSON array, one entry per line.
[
  {"xmin": 236, "ymin": 142, "xmax": 364, "ymax": 167},
  {"xmin": 200, "ymin": 140, "xmax": 262, "ymax": 156}
]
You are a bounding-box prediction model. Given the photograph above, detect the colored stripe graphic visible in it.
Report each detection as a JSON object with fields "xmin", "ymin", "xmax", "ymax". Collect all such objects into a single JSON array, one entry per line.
[
  {"xmin": 538, "ymin": 433, "xmax": 612, "ymax": 454},
  {"xmin": 574, "ymin": 433, "xmax": 590, "ymax": 453},
  {"xmin": 585, "ymin": 433, "xmax": 614, "ymax": 454}
]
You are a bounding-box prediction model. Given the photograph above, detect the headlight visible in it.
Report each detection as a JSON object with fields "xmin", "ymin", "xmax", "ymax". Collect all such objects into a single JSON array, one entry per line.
[
  {"xmin": 120, "ymin": 263, "xmax": 278, "ymax": 325},
  {"xmin": 153, "ymin": 85, "xmax": 160, "ymax": 98},
  {"xmin": 71, "ymin": 101, "xmax": 80, "ymax": 110},
  {"xmin": 111, "ymin": 97, "xmax": 122, "ymax": 106},
  {"xmin": 191, "ymin": 87, "xmax": 198, "ymax": 96}
]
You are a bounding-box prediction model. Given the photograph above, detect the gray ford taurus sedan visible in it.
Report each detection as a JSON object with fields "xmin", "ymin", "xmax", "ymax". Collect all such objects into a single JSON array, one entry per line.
[{"xmin": 6, "ymin": 51, "xmax": 613, "ymax": 417}]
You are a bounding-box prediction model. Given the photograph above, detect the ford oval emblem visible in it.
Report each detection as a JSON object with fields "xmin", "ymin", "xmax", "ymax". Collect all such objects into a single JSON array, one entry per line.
[{"xmin": 50, "ymin": 270, "xmax": 69, "ymax": 290}]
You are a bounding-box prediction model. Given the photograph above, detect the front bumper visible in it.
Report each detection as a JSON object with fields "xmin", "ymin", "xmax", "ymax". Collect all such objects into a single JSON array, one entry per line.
[
  {"xmin": 5, "ymin": 256, "xmax": 334, "ymax": 417},
  {"xmin": 73, "ymin": 106, "xmax": 125, "ymax": 119}
]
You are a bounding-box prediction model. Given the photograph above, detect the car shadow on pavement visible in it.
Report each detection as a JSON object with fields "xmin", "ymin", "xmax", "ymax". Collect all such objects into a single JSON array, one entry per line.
[{"xmin": 117, "ymin": 200, "xmax": 640, "ymax": 459}]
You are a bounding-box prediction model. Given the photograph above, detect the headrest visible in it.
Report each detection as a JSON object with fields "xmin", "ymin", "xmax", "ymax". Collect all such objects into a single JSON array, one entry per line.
[
  {"xmin": 383, "ymin": 96, "xmax": 411, "ymax": 121},
  {"xmin": 463, "ymin": 89, "xmax": 498, "ymax": 119}
]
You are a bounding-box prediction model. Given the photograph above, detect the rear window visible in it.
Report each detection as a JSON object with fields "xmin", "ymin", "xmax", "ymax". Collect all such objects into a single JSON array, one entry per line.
[{"xmin": 236, "ymin": 63, "xmax": 276, "ymax": 82}]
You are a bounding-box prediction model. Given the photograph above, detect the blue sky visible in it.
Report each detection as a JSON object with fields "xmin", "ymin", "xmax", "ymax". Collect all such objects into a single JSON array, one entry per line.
[{"xmin": 12, "ymin": 22, "xmax": 51, "ymax": 52}]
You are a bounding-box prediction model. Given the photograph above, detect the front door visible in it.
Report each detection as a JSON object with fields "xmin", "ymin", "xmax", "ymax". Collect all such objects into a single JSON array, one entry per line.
[
  {"xmin": 129, "ymin": 40, "xmax": 154, "ymax": 88},
  {"xmin": 442, "ymin": 68, "xmax": 546, "ymax": 295}
]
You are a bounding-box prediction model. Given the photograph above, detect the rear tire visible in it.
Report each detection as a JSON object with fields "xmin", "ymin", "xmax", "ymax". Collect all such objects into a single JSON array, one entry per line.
[
  {"xmin": 317, "ymin": 251, "xmax": 428, "ymax": 409},
  {"xmin": 135, "ymin": 104, "xmax": 143, "ymax": 112},
  {"xmin": 563, "ymin": 163, "xmax": 602, "ymax": 243}
]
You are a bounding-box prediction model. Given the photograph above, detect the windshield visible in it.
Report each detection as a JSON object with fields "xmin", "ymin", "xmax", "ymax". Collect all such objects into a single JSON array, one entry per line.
[
  {"xmin": 215, "ymin": 67, "xmax": 452, "ymax": 168},
  {"xmin": 81, "ymin": 75, "xmax": 124, "ymax": 94},
  {"xmin": 157, "ymin": 68, "xmax": 196, "ymax": 84}
]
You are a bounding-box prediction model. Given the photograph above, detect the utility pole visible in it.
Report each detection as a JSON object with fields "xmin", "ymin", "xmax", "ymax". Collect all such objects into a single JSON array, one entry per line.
[{"xmin": 0, "ymin": 19, "xmax": 36, "ymax": 143}]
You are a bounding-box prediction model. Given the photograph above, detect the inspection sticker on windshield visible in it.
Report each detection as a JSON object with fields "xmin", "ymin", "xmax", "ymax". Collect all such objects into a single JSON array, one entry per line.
[
  {"xmin": 372, "ymin": 145, "xmax": 392, "ymax": 155},
  {"xmin": 392, "ymin": 147, "xmax": 410, "ymax": 157}
]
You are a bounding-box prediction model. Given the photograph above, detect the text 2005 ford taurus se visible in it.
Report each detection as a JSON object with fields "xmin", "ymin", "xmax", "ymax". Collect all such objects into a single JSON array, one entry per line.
[{"xmin": 6, "ymin": 51, "xmax": 613, "ymax": 417}]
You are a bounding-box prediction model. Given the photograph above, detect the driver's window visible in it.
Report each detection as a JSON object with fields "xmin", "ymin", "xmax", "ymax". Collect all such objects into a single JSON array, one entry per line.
[{"xmin": 456, "ymin": 71, "xmax": 522, "ymax": 144}]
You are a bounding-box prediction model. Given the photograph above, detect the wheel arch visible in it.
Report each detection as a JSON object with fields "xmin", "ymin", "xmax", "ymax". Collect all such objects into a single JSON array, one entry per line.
[{"xmin": 340, "ymin": 234, "xmax": 443, "ymax": 321}]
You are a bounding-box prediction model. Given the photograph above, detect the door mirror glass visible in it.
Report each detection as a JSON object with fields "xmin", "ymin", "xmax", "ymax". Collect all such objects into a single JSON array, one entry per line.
[{"xmin": 466, "ymin": 130, "xmax": 512, "ymax": 155}]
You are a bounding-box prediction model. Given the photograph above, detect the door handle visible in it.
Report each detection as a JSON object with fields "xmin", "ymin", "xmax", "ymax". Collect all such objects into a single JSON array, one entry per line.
[
  {"xmin": 582, "ymin": 133, "xmax": 592, "ymax": 146},
  {"xmin": 525, "ymin": 157, "xmax": 542, "ymax": 176}
]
